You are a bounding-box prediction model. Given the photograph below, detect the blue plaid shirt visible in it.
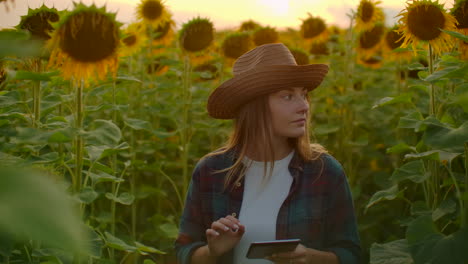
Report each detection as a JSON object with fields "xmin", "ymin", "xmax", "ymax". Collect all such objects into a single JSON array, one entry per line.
[{"xmin": 175, "ymin": 148, "xmax": 361, "ymax": 264}]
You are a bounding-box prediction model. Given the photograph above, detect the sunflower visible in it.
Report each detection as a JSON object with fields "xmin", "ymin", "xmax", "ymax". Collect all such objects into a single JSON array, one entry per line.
[
  {"xmin": 17, "ymin": 5, "xmax": 59, "ymax": 41},
  {"xmin": 300, "ymin": 14, "xmax": 328, "ymax": 43},
  {"xmin": 309, "ymin": 41, "xmax": 329, "ymax": 56},
  {"xmin": 150, "ymin": 14, "xmax": 175, "ymax": 47},
  {"xmin": 0, "ymin": 62, "xmax": 6, "ymax": 86},
  {"xmin": 289, "ymin": 47, "xmax": 309, "ymax": 65},
  {"xmin": 136, "ymin": 0, "xmax": 171, "ymax": 29},
  {"xmin": 179, "ymin": 17, "xmax": 214, "ymax": 53},
  {"xmin": 357, "ymin": 54, "xmax": 382, "ymax": 69},
  {"xmin": 120, "ymin": 22, "xmax": 147, "ymax": 57},
  {"xmin": 396, "ymin": 0, "xmax": 458, "ymax": 55},
  {"xmin": 222, "ymin": 32, "xmax": 251, "ymax": 60},
  {"xmin": 253, "ymin": 26, "xmax": 278, "ymax": 46},
  {"xmin": 193, "ymin": 62, "xmax": 218, "ymax": 81},
  {"xmin": 146, "ymin": 55, "xmax": 169, "ymax": 75},
  {"xmin": 239, "ymin": 20, "xmax": 261, "ymax": 32},
  {"xmin": 47, "ymin": 3, "xmax": 121, "ymax": 84},
  {"xmin": 451, "ymin": 0, "xmax": 468, "ymax": 59},
  {"xmin": 357, "ymin": 23, "xmax": 384, "ymax": 58},
  {"xmin": 383, "ymin": 25, "xmax": 411, "ymax": 61},
  {"xmin": 354, "ymin": 0, "xmax": 385, "ymax": 32}
]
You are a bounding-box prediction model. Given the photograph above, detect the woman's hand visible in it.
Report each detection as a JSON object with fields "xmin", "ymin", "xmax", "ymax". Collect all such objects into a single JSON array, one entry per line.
[{"xmin": 205, "ymin": 215, "xmax": 245, "ymax": 257}]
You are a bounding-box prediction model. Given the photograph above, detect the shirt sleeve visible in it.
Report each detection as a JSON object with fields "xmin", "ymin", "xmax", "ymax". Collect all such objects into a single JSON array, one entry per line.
[
  {"xmin": 323, "ymin": 156, "xmax": 361, "ymax": 264},
  {"xmin": 174, "ymin": 160, "xmax": 208, "ymax": 264}
]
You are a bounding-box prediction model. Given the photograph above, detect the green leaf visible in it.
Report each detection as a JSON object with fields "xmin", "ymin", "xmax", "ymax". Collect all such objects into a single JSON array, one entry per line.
[
  {"xmin": 29, "ymin": 152, "xmax": 60, "ymax": 164},
  {"xmin": 390, "ymin": 160, "xmax": 428, "ymax": 183},
  {"xmin": 89, "ymin": 172, "xmax": 124, "ymax": 185},
  {"xmin": 159, "ymin": 222, "xmax": 179, "ymax": 240},
  {"xmin": 116, "ymin": 75, "xmax": 142, "ymax": 83},
  {"xmin": 78, "ymin": 187, "xmax": 99, "ymax": 204},
  {"xmin": 422, "ymin": 118, "xmax": 468, "ymax": 152},
  {"xmin": 48, "ymin": 128, "xmax": 75, "ymax": 143},
  {"xmin": 432, "ymin": 199, "xmax": 456, "ymax": 222},
  {"xmin": 143, "ymin": 260, "xmax": 156, "ymax": 264},
  {"xmin": 135, "ymin": 241, "xmax": 166, "ymax": 255},
  {"xmin": 440, "ymin": 29, "xmax": 468, "ymax": 42},
  {"xmin": 313, "ymin": 124, "xmax": 340, "ymax": 135},
  {"xmin": 386, "ymin": 143, "xmax": 416, "ymax": 154},
  {"xmin": 370, "ymin": 239, "xmax": 413, "ymax": 264},
  {"xmin": 398, "ymin": 111, "xmax": 424, "ymax": 131},
  {"xmin": 124, "ymin": 118, "xmax": 153, "ymax": 131},
  {"xmin": 13, "ymin": 71, "xmax": 59, "ymax": 81},
  {"xmin": 0, "ymin": 167, "xmax": 88, "ymax": 254},
  {"xmin": 424, "ymin": 65, "xmax": 468, "ymax": 82},
  {"xmin": 0, "ymin": 30, "xmax": 42, "ymax": 57},
  {"xmin": 105, "ymin": 192, "xmax": 134, "ymax": 205},
  {"xmin": 365, "ymin": 185, "xmax": 403, "ymax": 212},
  {"xmin": 104, "ymin": 232, "xmax": 136, "ymax": 252},
  {"xmin": 0, "ymin": 95, "xmax": 19, "ymax": 107},
  {"xmin": 406, "ymin": 215, "xmax": 468, "ymax": 264},
  {"xmin": 372, "ymin": 93, "xmax": 412, "ymax": 109},
  {"xmin": 84, "ymin": 120, "xmax": 122, "ymax": 146},
  {"xmin": 407, "ymin": 62, "xmax": 426, "ymax": 70}
]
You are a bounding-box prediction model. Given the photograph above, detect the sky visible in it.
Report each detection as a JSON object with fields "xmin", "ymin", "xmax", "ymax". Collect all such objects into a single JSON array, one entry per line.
[{"xmin": 0, "ymin": 0, "xmax": 456, "ymax": 30}]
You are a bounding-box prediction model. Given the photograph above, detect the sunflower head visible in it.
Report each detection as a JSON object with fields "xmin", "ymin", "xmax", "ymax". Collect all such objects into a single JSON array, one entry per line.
[
  {"xmin": 357, "ymin": 54, "xmax": 382, "ymax": 69},
  {"xmin": 47, "ymin": 2, "xmax": 121, "ymax": 84},
  {"xmin": 357, "ymin": 23, "xmax": 384, "ymax": 58},
  {"xmin": 17, "ymin": 5, "xmax": 59, "ymax": 41},
  {"xmin": 222, "ymin": 32, "xmax": 251, "ymax": 59},
  {"xmin": 309, "ymin": 41, "xmax": 329, "ymax": 56},
  {"xmin": 300, "ymin": 14, "xmax": 327, "ymax": 42},
  {"xmin": 137, "ymin": 0, "xmax": 171, "ymax": 28},
  {"xmin": 355, "ymin": 0, "xmax": 385, "ymax": 32},
  {"xmin": 383, "ymin": 25, "xmax": 412, "ymax": 61},
  {"xmin": 193, "ymin": 62, "xmax": 218, "ymax": 81},
  {"xmin": 179, "ymin": 17, "xmax": 214, "ymax": 53},
  {"xmin": 147, "ymin": 55, "xmax": 169, "ymax": 75},
  {"xmin": 0, "ymin": 62, "xmax": 6, "ymax": 86},
  {"xmin": 289, "ymin": 47, "xmax": 309, "ymax": 65},
  {"xmin": 150, "ymin": 15, "xmax": 175, "ymax": 45},
  {"xmin": 120, "ymin": 22, "xmax": 147, "ymax": 57},
  {"xmin": 239, "ymin": 20, "xmax": 261, "ymax": 32},
  {"xmin": 253, "ymin": 26, "xmax": 278, "ymax": 46},
  {"xmin": 396, "ymin": 0, "xmax": 458, "ymax": 55},
  {"xmin": 451, "ymin": 0, "xmax": 468, "ymax": 29}
]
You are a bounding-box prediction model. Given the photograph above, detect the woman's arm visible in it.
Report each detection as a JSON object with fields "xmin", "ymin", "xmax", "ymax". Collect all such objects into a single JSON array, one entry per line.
[{"xmin": 191, "ymin": 245, "xmax": 217, "ymax": 264}]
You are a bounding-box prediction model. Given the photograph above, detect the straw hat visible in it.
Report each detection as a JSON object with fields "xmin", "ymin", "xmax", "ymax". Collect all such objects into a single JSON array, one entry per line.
[{"xmin": 207, "ymin": 43, "xmax": 329, "ymax": 119}]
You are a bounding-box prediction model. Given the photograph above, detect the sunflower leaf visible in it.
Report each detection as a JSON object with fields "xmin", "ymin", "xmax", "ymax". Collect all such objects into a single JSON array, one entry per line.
[{"xmin": 440, "ymin": 29, "xmax": 468, "ymax": 42}]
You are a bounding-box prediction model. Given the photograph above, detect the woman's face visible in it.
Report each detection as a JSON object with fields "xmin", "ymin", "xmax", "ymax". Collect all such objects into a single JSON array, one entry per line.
[{"xmin": 268, "ymin": 87, "xmax": 309, "ymax": 140}]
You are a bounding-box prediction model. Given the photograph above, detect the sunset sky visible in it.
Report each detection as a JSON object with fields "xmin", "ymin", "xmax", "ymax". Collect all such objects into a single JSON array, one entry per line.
[{"xmin": 0, "ymin": 0, "xmax": 455, "ymax": 30}]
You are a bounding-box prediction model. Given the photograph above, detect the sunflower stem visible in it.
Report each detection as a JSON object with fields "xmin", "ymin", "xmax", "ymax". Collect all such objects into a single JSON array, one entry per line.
[
  {"xmin": 429, "ymin": 44, "xmax": 436, "ymax": 116},
  {"xmin": 74, "ymin": 79, "xmax": 84, "ymax": 195},
  {"xmin": 33, "ymin": 59, "xmax": 41, "ymax": 129},
  {"xmin": 181, "ymin": 54, "xmax": 192, "ymax": 199},
  {"xmin": 464, "ymin": 142, "xmax": 468, "ymax": 228}
]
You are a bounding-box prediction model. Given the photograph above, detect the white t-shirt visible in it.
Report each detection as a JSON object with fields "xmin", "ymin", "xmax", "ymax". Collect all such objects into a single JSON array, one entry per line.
[{"xmin": 232, "ymin": 150, "xmax": 295, "ymax": 264}]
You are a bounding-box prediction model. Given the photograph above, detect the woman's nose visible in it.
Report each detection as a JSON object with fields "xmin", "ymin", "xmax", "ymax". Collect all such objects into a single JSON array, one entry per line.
[{"xmin": 297, "ymin": 97, "xmax": 309, "ymax": 112}]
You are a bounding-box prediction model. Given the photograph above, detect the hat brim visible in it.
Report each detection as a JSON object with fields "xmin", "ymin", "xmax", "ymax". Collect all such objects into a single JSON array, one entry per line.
[{"xmin": 207, "ymin": 64, "xmax": 329, "ymax": 119}]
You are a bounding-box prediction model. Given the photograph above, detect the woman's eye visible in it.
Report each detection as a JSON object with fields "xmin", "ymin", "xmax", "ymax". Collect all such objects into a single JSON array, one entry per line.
[{"xmin": 283, "ymin": 94, "xmax": 292, "ymax": 100}]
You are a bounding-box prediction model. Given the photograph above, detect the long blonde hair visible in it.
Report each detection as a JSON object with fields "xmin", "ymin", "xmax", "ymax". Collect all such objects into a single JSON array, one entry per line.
[{"xmin": 201, "ymin": 92, "xmax": 327, "ymax": 191}]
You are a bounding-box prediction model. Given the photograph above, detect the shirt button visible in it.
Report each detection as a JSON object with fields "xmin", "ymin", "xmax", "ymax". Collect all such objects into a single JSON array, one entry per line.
[
  {"xmin": 236, "ymin": 182, "xmax": 241, "ymax": 187},
  {"xmin": 231, "ymin": 213, "xmax": 237, "ymax": 217}
]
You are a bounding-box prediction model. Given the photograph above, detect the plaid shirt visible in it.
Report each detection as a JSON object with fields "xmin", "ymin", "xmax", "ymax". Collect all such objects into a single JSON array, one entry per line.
[{"xmin": 174, "ymin": 148, "xmax": 361, "ymax": 264}]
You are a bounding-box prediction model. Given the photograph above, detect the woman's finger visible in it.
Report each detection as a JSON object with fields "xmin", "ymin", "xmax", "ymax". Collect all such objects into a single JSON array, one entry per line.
[{"xmin": 211, "ymin": 220, "xmax": 231, "ymax": 233}]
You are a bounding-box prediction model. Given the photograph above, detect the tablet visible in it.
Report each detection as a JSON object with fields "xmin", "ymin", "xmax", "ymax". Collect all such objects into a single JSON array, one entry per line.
[{"xmin": 246, "ymin": 239, "xmax": 301, "ymax": 259}]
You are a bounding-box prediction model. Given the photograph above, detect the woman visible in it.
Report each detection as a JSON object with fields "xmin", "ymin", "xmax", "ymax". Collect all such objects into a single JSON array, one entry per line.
[{"xmin": 174, "ymin": 43, "xmax": 360, "ymax": 264}]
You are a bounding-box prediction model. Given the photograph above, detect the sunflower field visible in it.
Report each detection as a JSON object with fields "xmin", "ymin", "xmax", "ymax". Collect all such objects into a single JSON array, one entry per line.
[{"xmin": 1, "ymin": 0, "xmax": 468, "ymax": 263}]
